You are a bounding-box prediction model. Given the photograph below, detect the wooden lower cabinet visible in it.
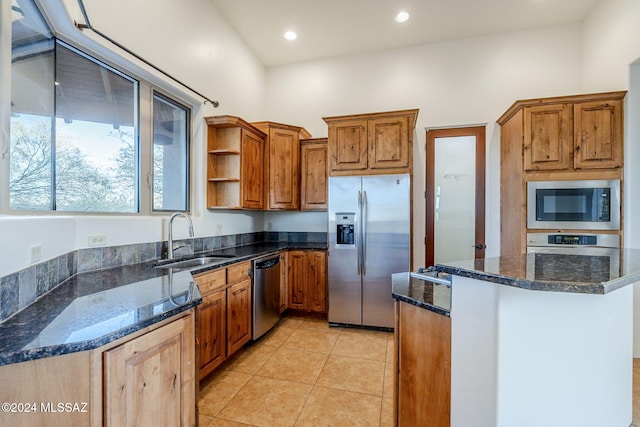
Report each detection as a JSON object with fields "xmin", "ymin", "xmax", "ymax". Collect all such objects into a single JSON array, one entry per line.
[
  {"xmin": 279, "ymin": 251, "xmax": 288, "ymax": 313},
  {"xmin": 226, "ymin": 279, "xmax": 252, "ymax": 355},
  {"xmin": 308, "ymin": 251, "xmax": 327, "ymax": 313},
  {"xmin": 287, "ymin": 250, "xmax": 327, "ymax": 314},
  {"xmin": 0, "ymin": 311, "xmax": 197, "ymax": 427},
  {"xmin": 395, "ymin": 301, "xmax": 451, "ymax": 427},
  {"xmin": 288, "ymin": 251, "xmax": 309, "ymax": 310},
  {"xmin": 198, "ymin": 289, "xmax": 226, "ymax": 379},
  {"xmin": 194, "ymin": 261, "xmax": 252, "ymax": 380},
  {"xmin": 104, "ymin": 313, "xmax": 196, "ymax": 427}
]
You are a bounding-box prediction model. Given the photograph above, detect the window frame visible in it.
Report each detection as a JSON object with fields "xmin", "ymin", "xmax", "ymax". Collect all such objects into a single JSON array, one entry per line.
[
  {"xmin": 150, "ymin": 89, "xmax": 191, "ymax": 213},
  {"xmin": 2, "ymin": 2, "xmax": 194, "ymax": 216}
]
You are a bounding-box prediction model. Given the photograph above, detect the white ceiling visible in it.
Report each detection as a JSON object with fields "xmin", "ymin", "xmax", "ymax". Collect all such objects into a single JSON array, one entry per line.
[{"xmin": 210, "ymin": 0, "xmax": 601, "ymax": 67}]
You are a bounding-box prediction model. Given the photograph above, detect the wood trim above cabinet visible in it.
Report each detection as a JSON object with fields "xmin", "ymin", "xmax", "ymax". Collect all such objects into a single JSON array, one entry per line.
[{"xmin": 497, "ymin": 91, "xmax": 626, "ymax": 125}]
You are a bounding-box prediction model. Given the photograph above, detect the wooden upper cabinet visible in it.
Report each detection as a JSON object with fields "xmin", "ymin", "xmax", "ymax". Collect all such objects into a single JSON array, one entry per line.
[
  {"xmin": 574, "ymin": 99, "xmax": 623, "ymax": 169},
  {"xmin": 523, "ymin": 103, "xmax": 573, "ymax": 171},
  {"xmin": 329, "ymin": 119, "xmax": 368, "ymax": 171},
  {"xmin": 300, "ymin": 138, "xmax": 328, "ymax": 211},
  {"xmin": 499, "ymin": 91, "xmax": 625, "ymax": 173},
  {"xmin": 368, "ymin": 115, "xmax": 410, "ymax": 170},
  {"xmin": 205, "ymin": 116, "xmax": 266, "ymax": 209},
  {"xmin": 240, "ymin": 129, "xmax": 265, "ymax": 209},
  {"xmin": 253, "ymin": 121, "xmax": 311, "ymax": 210},
  {"xmin": 324, "ymin": 109, "xmax": 418, "ymax": 176}
]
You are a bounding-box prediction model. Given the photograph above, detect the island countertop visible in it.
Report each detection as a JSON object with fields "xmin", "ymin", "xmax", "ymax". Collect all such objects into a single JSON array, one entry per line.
[
  {"xmin": 392, "ymin": 248, "xmax": 640, "ymax": 316},
  {"xmin": 434, "ymin": 248, "xmax": 640, "ymax": 294},
  {"xmin": 0, "ymin": 241, "xmax": 325, "ymax": 366}
]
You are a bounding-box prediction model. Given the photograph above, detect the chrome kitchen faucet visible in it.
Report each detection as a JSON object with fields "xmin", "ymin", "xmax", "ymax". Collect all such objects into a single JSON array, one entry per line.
[{"xmin": 168, "ymin": 212, "xmax": 194, "ymax": 259}]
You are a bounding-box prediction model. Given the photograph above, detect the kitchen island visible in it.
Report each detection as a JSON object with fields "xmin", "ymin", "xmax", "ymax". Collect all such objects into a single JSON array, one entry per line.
[{"xmin": 392, "ymin": 249, "xmax": 640, "ymax": 427}]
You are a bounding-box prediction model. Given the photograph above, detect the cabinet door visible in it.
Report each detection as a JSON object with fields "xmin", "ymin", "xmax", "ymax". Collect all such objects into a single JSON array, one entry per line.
[
  {"xmin": 287, "ymin": 251, "xmax": 308, "ymax": 311},
  {"xmin": 240, "ymin": 129, "xmax": 264, "ymax": 209},
  {"xmin": 329, "ymin": 120, "xmax": 368, "ymax": 172},
  {"xmin": 198, "ymin": 290, "xmax": 226, "ymax": 380},
  {"xmin": 368, "ymin": 116, "xmax": 410, "ymax": 170},
  {"xmin": 104, "ymin": 314, "xmax": 195, "ymax": 427},
  {"xmin": 574, "ymin": 99, "xmax": 623, "ymax": 169},
  {"xmin": 396, "ymin": 302, "xmax": 450, "ymax": 427},
  {"xmin": 268, "ymin": 128, "xmax": 300, "ymax": 209},
  {"xmin": 523, "ymin": 104, "xmax": 573, "ymax": 171},
  {"xmin": 308, "ymin": 251, "xmax": 327, "ymax": 314},
  {"xmin": 279, "ymin": 252, "xmax": 288, "ymax": 313},
  {"xmin": 227, "ymin": 279, "xmax": 252, "ymax": 355},
  {"xmin": 300, "ymin": 140, "xmax": 328, "ymax": 211}
]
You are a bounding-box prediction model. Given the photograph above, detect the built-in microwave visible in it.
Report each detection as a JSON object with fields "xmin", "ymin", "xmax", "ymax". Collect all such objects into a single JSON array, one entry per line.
[{"xmin": 527, "ymin": 180, "xmax": 620, "ymax": 230}]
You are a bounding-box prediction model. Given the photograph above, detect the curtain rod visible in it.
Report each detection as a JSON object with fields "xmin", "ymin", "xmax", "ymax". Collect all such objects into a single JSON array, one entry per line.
[{"xmin": 74, "ymin": 0, "xmax": 219, "ymax": 108}]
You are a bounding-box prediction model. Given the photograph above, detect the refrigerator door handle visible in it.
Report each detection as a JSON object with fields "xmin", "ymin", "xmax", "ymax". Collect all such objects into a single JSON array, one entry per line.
[
  {"xmin": 362, "ymin": 190, "xmax": 367, "ymax": 276},
  {"xmin": 357, "ymin": 190, "xmax": 362, "ymax": 276}
]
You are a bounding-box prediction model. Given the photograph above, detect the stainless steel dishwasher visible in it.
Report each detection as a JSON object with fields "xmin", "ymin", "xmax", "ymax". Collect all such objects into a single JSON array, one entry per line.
[{"xmin": 252, "ymin": 253, "xmax": 281, "ymax": 340}]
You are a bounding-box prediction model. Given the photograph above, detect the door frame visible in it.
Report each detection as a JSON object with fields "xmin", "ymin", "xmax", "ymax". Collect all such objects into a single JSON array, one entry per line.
[{"xmin": 425, "ymin": 126, "xmax": 486, "ymax": 267}]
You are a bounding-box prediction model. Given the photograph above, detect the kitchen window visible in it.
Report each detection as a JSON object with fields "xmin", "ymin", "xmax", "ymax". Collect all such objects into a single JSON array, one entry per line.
[
  {"xmin": 6, "ymin": 0, "xmax": 191, "ymax": 214},
  {"xmin": 152, "ymin": 92, "xmax": 190, "ymax": 212}
]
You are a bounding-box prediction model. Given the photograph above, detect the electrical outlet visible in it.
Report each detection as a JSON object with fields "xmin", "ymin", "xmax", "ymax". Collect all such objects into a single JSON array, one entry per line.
[
  {"xmin": 267, "ymin": 222, "xmax": 273, "ymax": 231},
  {"xmin": 215, "ymin": 224, "xmax": 222, "ymax": 235},
  {"xmin": 88, "ymin": 234, "xmax": 107, "ymax": 247},
  {"xmin": 30, "ymin": 244, "xmax": 42, "ymax": 264}
]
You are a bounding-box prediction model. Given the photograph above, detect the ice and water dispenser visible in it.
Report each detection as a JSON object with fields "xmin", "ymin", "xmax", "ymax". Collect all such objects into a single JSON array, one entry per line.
[{"xmin": 336, "ymin": 212, "xmax": 355, "ymax": 245}]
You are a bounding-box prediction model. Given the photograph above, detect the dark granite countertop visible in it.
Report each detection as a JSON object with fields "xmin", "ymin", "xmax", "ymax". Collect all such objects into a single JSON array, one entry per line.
[
  {"xmin": 434, "ymin": 248, "xmax": 640, "ymax": 295},
  {"xmin": 0, "ymin": 242, "xmax": 326, "ymax": 366},
  {"xmin": 391, "ymin": 271, "xmax": 451, "ymax": 316},
  {"xmin": 392, "ymin": 248, "xmax": 640, "ymax": 314}
]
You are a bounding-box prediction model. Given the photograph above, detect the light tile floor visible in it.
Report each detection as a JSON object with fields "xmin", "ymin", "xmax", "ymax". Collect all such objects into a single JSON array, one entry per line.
[
  {"xmin": 199, "ymin": 315, "xmax": 394, "ymax": 427},
  {"xmin": 201, "ymin": 317, "xmax": 640, "ymax": 426}
]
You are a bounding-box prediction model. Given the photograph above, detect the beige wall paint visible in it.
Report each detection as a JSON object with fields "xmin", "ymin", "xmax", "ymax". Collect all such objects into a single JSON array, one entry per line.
[{"xmin": 265, "ymin": 24, "xmax": 584, "ymax": 267}]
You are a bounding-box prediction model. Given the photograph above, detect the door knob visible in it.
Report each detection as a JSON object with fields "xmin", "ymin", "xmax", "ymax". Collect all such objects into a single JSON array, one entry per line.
[{"xmin": 473, "ymin": 243, "xmax": 486, "ymax": 250}]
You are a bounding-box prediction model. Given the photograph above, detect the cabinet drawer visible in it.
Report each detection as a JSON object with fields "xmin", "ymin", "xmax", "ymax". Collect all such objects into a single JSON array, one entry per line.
[
  {"xmin": 194, "ymin": 269, "xmax": 226, "ymax": 295},
  {"xmin": 227, "ymin": 261, "xmax": 251, "ymax": 284}
]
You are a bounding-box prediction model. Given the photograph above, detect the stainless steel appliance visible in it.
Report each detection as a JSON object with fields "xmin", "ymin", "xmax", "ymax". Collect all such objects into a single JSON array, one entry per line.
[
  {"xmin": 527, "ymin": 180, "xmax": 620, "ymax": 230},
  {"xmin": 328, "ymin": 174, "xmax": 410, "ymax": 328},
  {"xmin": 252, "ymin": 254, "xmax": 280, "ymax": 340},
  {"xmin": 526, "ymin": 232, "xmax": 620, "ymax": 282}
]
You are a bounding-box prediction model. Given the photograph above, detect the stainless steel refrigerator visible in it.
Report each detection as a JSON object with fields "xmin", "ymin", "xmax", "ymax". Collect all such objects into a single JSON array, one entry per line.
[{"xmin": 328, "ymin": 174, "xmax": 410, "ymax": 328}]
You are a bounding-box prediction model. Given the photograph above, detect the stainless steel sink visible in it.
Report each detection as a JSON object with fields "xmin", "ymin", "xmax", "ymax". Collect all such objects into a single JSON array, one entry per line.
[{"xmin": 155, "ymin": 256, "xmax": 232, "ymax": 270}]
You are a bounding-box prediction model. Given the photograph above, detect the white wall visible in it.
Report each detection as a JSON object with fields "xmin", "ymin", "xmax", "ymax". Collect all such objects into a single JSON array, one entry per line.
[
  {"xmin": 265, "ymin": 24, "xmax": 584, "ymax": 267},
  {"xmin": 0, "ymin": 0, "xmax": 267, "ymax": 277},
  {"xmin": 578, "ymin": 0, "xmax": 640, "ymax": 357},
  {"xmin": 581, "ymin": 0, "xmax": 640, "ymax": 92}
]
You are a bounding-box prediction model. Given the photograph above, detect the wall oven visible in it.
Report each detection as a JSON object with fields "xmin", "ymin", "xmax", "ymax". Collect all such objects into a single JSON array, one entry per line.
[
  {"xmin": 527, "ymin": 180, "xmax": 620, "ymax": 230},
  {"xmin": 526, "ymin": 232, "xmax": 620, "ymax": 282}
]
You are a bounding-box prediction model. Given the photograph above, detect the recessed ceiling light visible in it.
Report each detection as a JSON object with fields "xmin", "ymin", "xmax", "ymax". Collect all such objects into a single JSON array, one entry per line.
[
  {"xmin": 395, "ymin": 11, "xmax": 410, "ymax": 23},
  {"xmin": 284, "ymin": 31, "xmax": 297, "ymax": 41}
]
